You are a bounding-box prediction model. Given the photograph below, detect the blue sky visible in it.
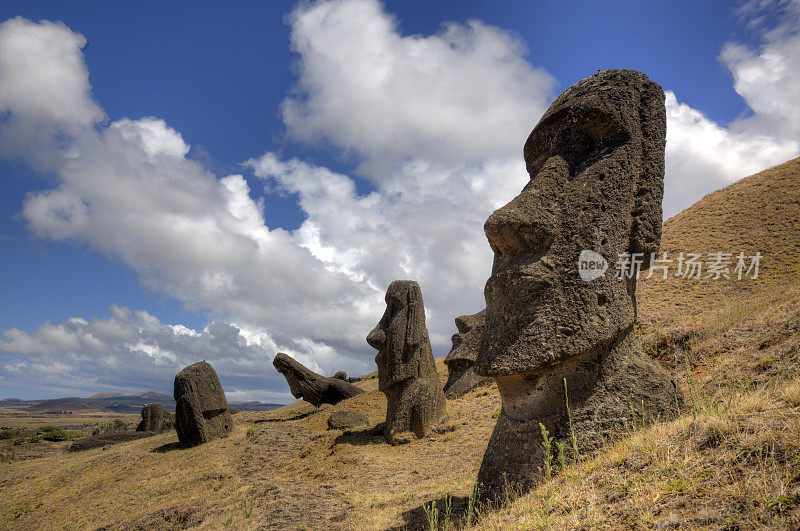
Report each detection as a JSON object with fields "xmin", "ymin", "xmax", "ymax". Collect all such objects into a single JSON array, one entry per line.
[{"xmin": 1, "ymin": 0, "xmax": 798, "ymax": 401}]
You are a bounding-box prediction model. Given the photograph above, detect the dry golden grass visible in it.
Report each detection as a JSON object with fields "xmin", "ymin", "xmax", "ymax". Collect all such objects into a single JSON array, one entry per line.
[
  {"xmin": 0, "ymin": 425, "xmax": 251, "ymax": 529},
  {"xmin": 473, "ymin": 377, "xmax": 800, "ymax": 530},
  {"xmin": 0, "ymin": 413, "xmax": 139, "ymax": 431},
  {"xmin": 1, "ymin": 158, "xmax": 799, "ymax": 529}
]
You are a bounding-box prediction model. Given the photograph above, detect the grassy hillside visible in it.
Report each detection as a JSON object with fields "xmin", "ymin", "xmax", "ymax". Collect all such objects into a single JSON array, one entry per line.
[{"xmin": 0, "ymin": 158, "xmax": 798, "ymax": 529}]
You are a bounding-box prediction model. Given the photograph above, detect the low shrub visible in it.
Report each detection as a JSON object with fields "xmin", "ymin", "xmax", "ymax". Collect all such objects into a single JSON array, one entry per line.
[
  {"xmin": 0, "ymin": 428, "xmax": 18, "ymax": 440},
  {"xmin": 161, "ymin": 411, "xmax": 176, "ymax": 432},
  {"xmin": 92, "ymin": 419, "xmax": 128, "ymax": 436}
]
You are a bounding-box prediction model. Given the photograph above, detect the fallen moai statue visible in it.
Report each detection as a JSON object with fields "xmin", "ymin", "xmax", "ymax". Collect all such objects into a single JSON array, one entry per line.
[
  {"xmin": 367, "ymin": 280, "xmax": 446, "ymax": 444},
  {"xmin": 475, "ymin": 69, "xmax": 683, "ymax": 497},
  {"xmin": 273, "ymin": 352, "xmax": 364, "ymax": 407},
  {"xmin": 174, "ymin": 361, "xmax": 233, "ymax": 446}
]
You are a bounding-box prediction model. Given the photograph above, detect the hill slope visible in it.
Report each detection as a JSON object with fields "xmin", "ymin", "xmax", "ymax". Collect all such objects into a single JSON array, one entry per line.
[{"xmin": 1, "ymin": 158, "xmax": 798, "ymax": 529}]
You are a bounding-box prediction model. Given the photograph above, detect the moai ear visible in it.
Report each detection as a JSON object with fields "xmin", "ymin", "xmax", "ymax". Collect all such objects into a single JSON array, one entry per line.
[{"xmin": 631, "ymin": 79, "xmax": 666, "ymax": 268}]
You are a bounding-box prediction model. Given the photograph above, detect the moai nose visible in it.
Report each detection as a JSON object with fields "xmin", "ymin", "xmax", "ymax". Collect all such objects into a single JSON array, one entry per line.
[
  {"xmin": 484, "ymin": 203, "xmax": 553, "ymax": 260},
  {"xmin": 484, "ymin": 156, "xmax": 566, "ymax": 260},
  {"xmin": 366, "ymin": 326, "xmax": 386, "ymax": 350},
  {"xmin": 454, "ymin": 315, "xmax": 471, "ymax": 334}
]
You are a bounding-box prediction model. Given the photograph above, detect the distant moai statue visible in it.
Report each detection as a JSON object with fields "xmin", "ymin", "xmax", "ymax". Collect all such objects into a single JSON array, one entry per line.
[
  {"xmin": 136, "ymin": 402, "xmax": 164, "ymax": 432},
  {"xmin": 443, "ymin": 309, "xmax": 493, "ymax": 399},
  {"xmin": 367, "ymin": 280, "xmax": 446, "ymax": 444},
  {"xmin": 273, "ymin": 353, "xmax": 364, "ymax": 407},
  {"xmin": 174, "ymin": 361, "xmax": 233, "ymax": 446},
  {"xmin": 475, "ymin": 69, "xmax": 683, "ymax": 497}
]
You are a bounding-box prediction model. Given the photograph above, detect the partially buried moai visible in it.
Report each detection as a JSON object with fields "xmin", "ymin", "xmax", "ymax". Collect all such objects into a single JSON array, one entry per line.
[
  {"xmin": 367, "ymin": 280, "xmax": 446, "ymax": 444},
  {"xmin": 136, "ymin": 402, "xmax": 164, "ymax": 432},
  {"xmin": 174, "ymin": 361, "xmax": 233, "ymax": 446},
  {"xmin": 475, "ymin": 69, "xmax": 683, "ymax": 496},
  {"xmin": 443, "ymin": 309, "xmax": 492, "ymax": 399}
]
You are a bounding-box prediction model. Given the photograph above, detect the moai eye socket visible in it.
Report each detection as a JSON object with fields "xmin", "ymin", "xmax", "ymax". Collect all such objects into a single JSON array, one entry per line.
[{"xmin": 525, "ymin": 108, "xmax": 630, "ymax": 179}]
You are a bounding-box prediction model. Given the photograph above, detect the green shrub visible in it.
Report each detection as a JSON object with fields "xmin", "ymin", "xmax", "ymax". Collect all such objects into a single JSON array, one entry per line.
[
  {"xmin": 39, "ymin": 429, "xmax": 69, "ymax": 441},
  {"xmin": 92, "ymin": 419, "xmax": 128, "ymax": 436},
  {"xmin": 161, "ymin": 411, "xmax": 175, "ymax": 431},
  {"xmin": 539, "ymin": 423, "xmax": 554, "ymax": 480},
  {"xmin": 14, "ymin": 435, "xmax": 42, "ymax": 445},
  {"xmin": 0, "ymin": 428, "xmax": 18, "ymax": 440}
]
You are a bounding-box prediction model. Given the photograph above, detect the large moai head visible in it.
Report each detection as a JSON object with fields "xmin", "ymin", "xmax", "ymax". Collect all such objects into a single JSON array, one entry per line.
[
  {"xmin": 367, "ymin": 280, "xmax": 433, "ymax": 392},
  {"xmin": 475, "ymin": 69, "xmax": 666, "ymax": 377},
  {"xmin": 473, "ymin": 69, "xmax": 673, "ymax": 497}
]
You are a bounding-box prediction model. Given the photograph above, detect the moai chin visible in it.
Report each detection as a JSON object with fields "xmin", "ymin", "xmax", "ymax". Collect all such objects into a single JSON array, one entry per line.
[
  {"xmin": 367, "ymin": 280, "xmax": 446, "ymax": 444},
  {"xmin": 475, "ymin": 69, "xmax": 683, "ymax": 496},
  {"xmin": 443, "ymin": 309, "xmax": 492, "ymax": 399}
]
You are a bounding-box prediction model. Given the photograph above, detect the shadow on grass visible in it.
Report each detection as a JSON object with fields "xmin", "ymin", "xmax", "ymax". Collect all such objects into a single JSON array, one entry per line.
[
  {"xmin": 151, "ymin": 441, "xmax": 186, "ymax": 453},
  {"xmin": 333, "ymin": 423, "xmax": 387, "ymax": 447},
  {"xmin": 391, "ymin": 495, "xmax": 472, "ymax": 531}
]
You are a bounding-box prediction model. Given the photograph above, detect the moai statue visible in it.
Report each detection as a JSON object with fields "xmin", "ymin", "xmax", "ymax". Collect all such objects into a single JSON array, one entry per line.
[
  {"xmin": 136, "ymin": 402, "xmax": 164, "ymax": 432},
  {"xmin": 443, "ymin": 309, "xmax": 493, "ymax": 399},
  {"xmin": 475, "ymin": 69, "xmax": 683, "ymax": 496},
  {"xmin": 174, "ymin": 361, "xmax": 233, "ymax": 446},
  {"xmin": 367, "ymin": 280, "xmax": 446, "ymax": 443},
  {"xmin": 273, "ymin": 352, "xmax": 364, "ymax": 407}
]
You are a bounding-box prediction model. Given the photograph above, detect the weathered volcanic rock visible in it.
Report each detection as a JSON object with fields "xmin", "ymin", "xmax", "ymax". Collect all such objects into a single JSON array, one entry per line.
[
  {"xmin": 333, "ymin": 371, "xmax": 347, "ymax": 380},
  {"xmin": 327, "ymin": 409, "xmax": 369, "ymax": 430},
  {"xmin": 173, "ymin": 361, "xmax": 233, "ymax": 446},
  {"xmin": 475, "ymin": 69, "xmax": 683, "ymax": 497},
  {"xmin": 443, "ymin": 309, "xmax": 492, "ymax": 399},
  {"xmin": 136, "ymin": 402, "xmax": 164, "ymax": 432},
  {"xmin": 273, "ymin": 353, "xmax": 364, "ymax": 407},
  {"xmin": 367, "ymin": 280, "xmax": 446, "ymax": 443}
]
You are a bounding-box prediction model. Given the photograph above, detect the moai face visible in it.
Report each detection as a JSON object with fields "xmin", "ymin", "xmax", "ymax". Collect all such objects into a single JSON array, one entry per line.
[
  {"xmin": 475, "ymin": 69, "xmax": 666, "ymax": 377},
  {"xmin": 445, "ymin": 310, "xmax": 486, "ymax": 365},
  {"xmin": 367, "ymin": 280, "xmax": 429, "ymax": 392}
]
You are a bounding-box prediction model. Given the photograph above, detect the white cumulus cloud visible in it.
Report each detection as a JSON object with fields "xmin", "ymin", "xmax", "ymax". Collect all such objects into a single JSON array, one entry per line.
[
  {"xmin": 282, "ymin": 0, "xmax": 557, "ymax": 177},
  {"xmin": 1, "ymin": 1, "xmax": 798, "ymax": 399}
]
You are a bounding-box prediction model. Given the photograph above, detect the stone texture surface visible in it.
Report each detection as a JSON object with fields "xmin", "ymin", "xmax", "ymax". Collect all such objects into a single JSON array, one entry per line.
[
  {"xmin": 173, "ymin": 361, "xmax": 233, "ymax": 446},
  {"xmin": 327, "ymin": 409, "xmax": 369, "ymax": 430},
  {"xmin": 367, "ymin": 280, "xmax": 446, "ymax": 443},
  {"xmin": 443, "ymin": 310, "xmax": 493, "ymax": 399},
  {"xmin": 333, "ymin": 371, "xmax": 347, "ymax": 380},
  {"xmin": 475, "ymin": 69, "xmax": 683, "ymax": 497},
  {"xmin": 136, "ymin": 402, "xmax": 165, "ymax": 432},
  {"xmin": 273, "ymin": 353, "xmax": 364, "ymax": 407}
]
